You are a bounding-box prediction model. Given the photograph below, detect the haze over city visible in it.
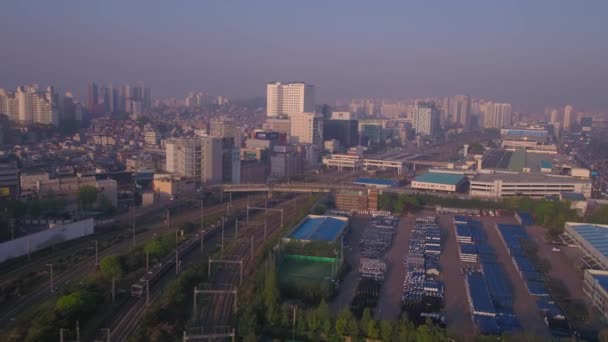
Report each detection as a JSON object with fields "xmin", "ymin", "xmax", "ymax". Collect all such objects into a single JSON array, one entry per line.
[
  {"xmin": 2, "ymin": 0, "xmax": 608, "ymax": 112},
  {"xmin": 3, "ymin": 2, "xmax": 608, "ymax": 341}
]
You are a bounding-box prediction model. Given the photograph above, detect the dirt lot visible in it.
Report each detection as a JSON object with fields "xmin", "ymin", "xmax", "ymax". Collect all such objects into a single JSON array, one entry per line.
[
  {"xmin": 526, "ymin": 224, "xmax": 604, "ymax": 331},
  {"xmin": 330, "ymin": 215, "xmax": 368, "ymax": 314},
  {"xmin": 436, "ymin": 213, "xmax": 475, "ymax": 340},
  {"xmin": 479, "ymin": 215, "xmax": 549, "ymax": 338}
]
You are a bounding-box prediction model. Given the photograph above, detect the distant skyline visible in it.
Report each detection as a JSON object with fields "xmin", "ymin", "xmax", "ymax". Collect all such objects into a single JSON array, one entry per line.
[{"xmin": 1, "ymin": 1, "xmax": 607, "ymax": 113}]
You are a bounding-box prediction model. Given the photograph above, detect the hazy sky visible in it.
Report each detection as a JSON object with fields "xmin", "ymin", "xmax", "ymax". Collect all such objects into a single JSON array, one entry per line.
[{"xmin": 1, "ymin": 1, "xmax": 607, "ymax": 112}]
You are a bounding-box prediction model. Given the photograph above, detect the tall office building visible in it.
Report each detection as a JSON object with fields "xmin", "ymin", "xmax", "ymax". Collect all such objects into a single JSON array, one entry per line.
[
  {"xmin": 483, "ymin": 102, "xmax": 512, "ymax": 129},
  {"xmin": 165, "ymin": 137, "xmax": 223, "ymax": 184},
  {"xmin": 412, "ymin": 102, "xmax": 440, "ymax": 136},
  {"xmin": 290, "ymin": 112, "xmax": 323, "ymax": 145},
  {"xmin": 87, "ymin": 82, "xmax": 99, "ymax": 112},
  {"xmin": 323, "ymin": 112, "xmax": 359, "ymax": 148},
  {"xmin": 449, "ymin": 95, "xmax": 471, "ymax": 130},
  {"xmin": 563, "ymin": 105, "xmax": 573, "ymax": 130},
  {"xmin": 266, "ymin": 82, "xmax": 315, "ymax": 117}
]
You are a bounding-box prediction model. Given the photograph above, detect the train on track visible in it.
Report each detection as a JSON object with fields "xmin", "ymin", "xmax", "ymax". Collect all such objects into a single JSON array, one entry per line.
[
  {"xmin": 129, "ymin": 206, "xmax": 255, "ymax": 297},
  {"xmin": 131, "ymin": 235, "xmax": 199, "ymax": 297}
]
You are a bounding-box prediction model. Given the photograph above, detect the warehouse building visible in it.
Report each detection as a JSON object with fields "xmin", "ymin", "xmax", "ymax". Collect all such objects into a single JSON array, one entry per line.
[
  {"xmin": 583, "ymin": 269, "xmax": 608, "ymax": 320},
  {"xmin": 411, "ymin": 171, "xmax": 468, "ymax": 192},
  {"xmin": 564, "ymin": 222, "xmax": 608, "ymax": 270},
  {"xmin": 470, "ymin": 171, "xmax": 592, "ymax": 198}
]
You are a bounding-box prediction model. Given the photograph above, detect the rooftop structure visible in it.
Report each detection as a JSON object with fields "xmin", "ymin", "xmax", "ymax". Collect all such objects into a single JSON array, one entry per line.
[
  {"xmin": 286, "ymin": 215, "xmax": 349, "ymax": 243},
  {"xmin": 353, "ymin": 177, "xmax": 397, "ymax": 188},
  {"xmin": 412, "ymin": 171, "xmax": 467, "ymax": 192},
  {"xmin": 565, "ymin": 222, "xmax": 608, "ymax": 270}
]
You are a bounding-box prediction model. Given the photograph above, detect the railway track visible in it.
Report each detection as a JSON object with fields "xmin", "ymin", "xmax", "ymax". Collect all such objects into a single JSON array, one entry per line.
[
  {"xmin": 195, "ymin": 196, "xmax": 302, "ymax": 333},
  {"xmin": 0, "ymin": 195, "xmax": 266, "ymax": 329},
  {"xmin": 102, "ymin": 195, "xmax": 296, "ymax": 341}
]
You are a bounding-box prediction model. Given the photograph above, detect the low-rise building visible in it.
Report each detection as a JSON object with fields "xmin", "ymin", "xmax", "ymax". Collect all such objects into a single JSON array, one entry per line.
[
  {"xmin": 564, "ymin": 222, "xmax": 608, "ymax": 270},
  {"xmin": 153, "ymin": 174, "xmax": 197, "ymax": 201},
  {"xmin": 470, "ymin": 171, "xmax": 591, "ymax": 198},
  {"xmin": 583, "ymin": 269, "xmax": 608, "ymax": 321},
  {"xmin": 0, "ymin": 163, "xmax": 20, "ymax": 198},
  {"xmin": 335, "ymin": 188, "xmax": 378, "ymax": 212}
]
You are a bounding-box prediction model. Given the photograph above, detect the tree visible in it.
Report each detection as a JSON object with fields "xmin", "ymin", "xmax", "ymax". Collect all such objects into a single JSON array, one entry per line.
[
  {"xmin": 360, "ymin": 307, "xmax": 372, "ymax": 335},
  {"xmin": 397, "ymin": 318, "xmax": 414, "ymax": 342},
  {"xmin": 78, "ymin": 185, "xmax": 98, "ymax": 210},
  {"xmin": 367, "ymin": 319, "xmax": 380, "ymax": 339},
  {"xmin": 98, "ymin": 194, "xmax": 115, "ymax": 216},
  {"xmin": 99, "ymin": 255, "xmax": 123, "ymax": 279},
  {"xmin": 317, "ymin": 299, "xmax": 332, "ymax": 335},
  {"xmin": 335, "ymin": 308, "xmax": 351, "ymax": 336},
  {"xmin": 590, "ymin": 205, "xmax": 608, "ymax": 224},
  {"xmin": 598, "ymin": 328, "xmax": 608, "ymax": 342},
  {"xmin": 380, "ymin": 320, "xmax": 395, "ymax": 341},
  {"xmin": 306, "ymin": 308, "xmax": 320, "ymax": 332},
  {"xmin": 263, "ymin": 265, "xmax": 280, "ymax": 325}
]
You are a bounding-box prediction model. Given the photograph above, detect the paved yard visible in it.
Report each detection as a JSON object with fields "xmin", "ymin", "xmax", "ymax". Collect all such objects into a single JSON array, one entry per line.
[
  {"xmin": 375, "ymin": 213, "xmax": 414, "ymax": 320},
  {"xmin": 437, "ymin": 214, "xmax": 475, "ymax": 340},
  {"xmin": 330, "ymin": 215, "xmax": 368, "ymax": 314}
]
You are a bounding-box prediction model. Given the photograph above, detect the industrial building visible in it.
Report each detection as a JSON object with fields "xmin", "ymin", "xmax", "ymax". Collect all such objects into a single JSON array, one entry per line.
[
  {"xmin": 411, "ymin": 171, "xmax": 468, "ymax": 192},
  {"xmin": 469, "ymin": 171, "xmax": 592, "ymax": 198},
  {"xmin": 564, "ymin": 222, "xmax": 608, "ymax": 270},
  {"xmin": 335, "ymin": 188, "xmax": 379, "ymax": 212},
  {"xmin": 583, "ymin": 269, "xmax": 608, "ymax": 320},
  {"xmin": 285, "ymin": 215, "xmax": 349, "ymax": 243}
]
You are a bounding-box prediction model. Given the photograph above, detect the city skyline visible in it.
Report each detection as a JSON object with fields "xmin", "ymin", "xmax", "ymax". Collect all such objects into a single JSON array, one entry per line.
[{"xmin": 1, "ymin": 1, "xmax": 607, "ymax": 113}]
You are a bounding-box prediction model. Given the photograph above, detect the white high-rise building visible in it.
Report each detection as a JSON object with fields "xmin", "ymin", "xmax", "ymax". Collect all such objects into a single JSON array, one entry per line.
[
  {"xmin": 412, "ymin": 102, "xmax": 440, "ymax": 136},
  {"xmin": 550, "ymin": 108, "xmax": 560, "ymax": 125},
  {"xmin": 1, "ymin": 85, "xmax": 59, "ymax": 126},
  {"xmin": 563, "ymin": 105, "xmax": 573, "ymax": 130},
  {"xmin": 483, "ymin": 102, "xmax": 512, "ymax": 129},
  {"xmin": 266, "ymin": 82, "xmax": 315, "ymax": 117},
  {"xmin": 164, "ymin": 137, "xmax": 223, "ymax": 184},
  {"xmin": 290, "ymin": 112, "xmax": 323, "ymax": 145}
]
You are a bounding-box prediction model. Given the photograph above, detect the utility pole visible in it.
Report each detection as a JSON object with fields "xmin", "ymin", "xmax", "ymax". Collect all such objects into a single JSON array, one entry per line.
[
  {"xmin": 264, "ymin": 216, "xmax": 267, "ymax": 240},
  {"xmin": 146, "ymin": 280, "xmax": 150, "ymax": 305},
  {"xmin": 221, "ymin": 217, "xmax": 225, "ymax": 256},
  {"xmin": 145, "ymin": 248, "xmax": 149, "ymax": 272},
  {"xmin": 193, "ymin": 286, "xmax": 198, "ymax": 317},
  {"xmin": 292, "ymin": 306, "xmax": 297, "ymax": 340},
  {"xmin": 76, "ymin": 320, "xmax": 80, "ymax": 341},
  {"xmin": 131, "ymin": 203, "xmax": 136, "ymax": 248},
  {"xmin": 60, "ymin": 328, "xmax": 65, "ymax": 342},
  {"xmin": 234, "ymin": 218, "xmax": 238, "ymax": 238},
  {"xmin": 103, "ymin": 328, "xmax": 110, "ymax": 342},
  {"xmin": 251, "ymin": 234, "xmax": 254, "ymax": 260},
  {"xmin": 94, "ymin": 240, "xmax": 99, "ymax": 267},
  {"xmin": 112, "ymin": 278, "xmax": 116, "ymax": 302},
  {"xmin": 47, "ymin": 263, "xmax": 54, "ymax": 292},
  {"xmin": 200, "ymin": 199, "xmax": 204, "ymax": 255}
]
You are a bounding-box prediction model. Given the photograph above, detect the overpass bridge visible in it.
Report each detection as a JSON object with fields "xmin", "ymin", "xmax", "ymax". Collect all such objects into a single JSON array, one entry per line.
[{"xmin": 221, "ymin": 182, "xmax": 368, "ymax": 194}]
